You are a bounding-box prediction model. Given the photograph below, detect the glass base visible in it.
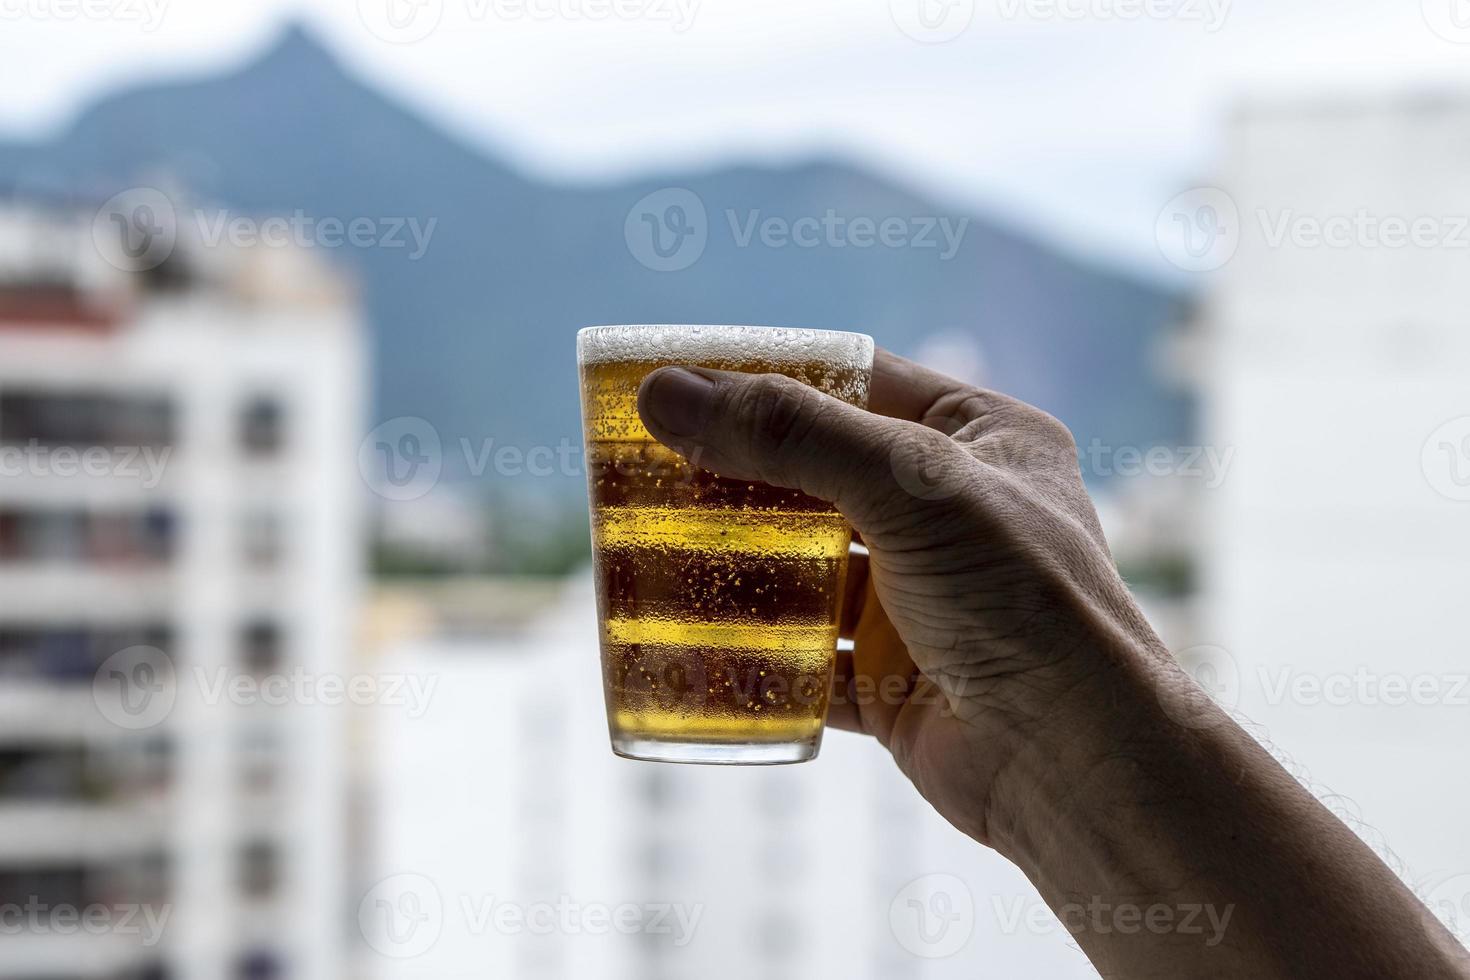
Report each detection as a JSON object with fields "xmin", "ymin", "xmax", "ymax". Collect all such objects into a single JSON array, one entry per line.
[{"xmin": 611, "ymin": 736, "xmax": 820, "ymax": 766}]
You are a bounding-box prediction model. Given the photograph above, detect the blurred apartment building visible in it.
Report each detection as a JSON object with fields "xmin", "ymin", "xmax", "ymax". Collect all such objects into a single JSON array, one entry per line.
[
  {"xmin": 360, "ymin": 576, "xmax": 1101, "ymax": 980},
  {"xmin": 0, "ymin": 198, "xmax": 364, "ymax": 980},
  {"xmin": 1189, "ymin": 97, "xmax": 1470, "ymax": 886}
]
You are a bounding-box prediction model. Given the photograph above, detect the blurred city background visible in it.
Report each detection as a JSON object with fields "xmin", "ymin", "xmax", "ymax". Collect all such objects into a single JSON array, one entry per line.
[{"xmin": 1, "ymin": 1, "xmax": 1469, "ymax": 977}]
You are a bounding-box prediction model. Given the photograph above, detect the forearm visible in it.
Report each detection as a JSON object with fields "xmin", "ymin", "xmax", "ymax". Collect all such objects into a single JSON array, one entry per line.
[
  {"xmin": 985, "ymin": 640, "xmax": 1470, "ymax": 979},
  {"xmin": 633, "ymin": 349, "xmax": 1469, "ymax": 975}
]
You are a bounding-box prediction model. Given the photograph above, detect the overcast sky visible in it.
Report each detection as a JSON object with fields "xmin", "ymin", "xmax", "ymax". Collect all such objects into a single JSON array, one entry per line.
[{"xmin": 3, "ymin": 0, "xmax": 1469, "ymax": 274}]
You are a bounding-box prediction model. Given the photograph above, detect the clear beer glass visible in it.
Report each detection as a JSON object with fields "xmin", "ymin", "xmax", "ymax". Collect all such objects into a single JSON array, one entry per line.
[{"xmin": 577, "ymin": 325, "xmax": 874, "ymax": 764}]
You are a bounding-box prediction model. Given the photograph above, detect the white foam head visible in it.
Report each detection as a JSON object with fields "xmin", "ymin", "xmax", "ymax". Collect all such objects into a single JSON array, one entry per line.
[{"xmin": 577, "ymin": 324, "xmax": 874, "ymax": 370}]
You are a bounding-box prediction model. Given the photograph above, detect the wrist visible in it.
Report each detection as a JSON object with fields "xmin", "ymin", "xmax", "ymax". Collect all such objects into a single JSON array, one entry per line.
[{"xmin": 978, "ymin": 630, "xmax": 1183, "ymax": 865}]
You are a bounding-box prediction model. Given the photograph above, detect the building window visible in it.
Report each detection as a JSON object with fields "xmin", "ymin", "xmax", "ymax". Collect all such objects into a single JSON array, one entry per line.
[
  {"xmin": 240, "ymin": 396, "xmax": 285, "ymax": 456},
  {"xmin": 238, "ymin": 840, "xmax": 280, "ymax": 899},
  {"xmin": 240, "ymin": 620, "xmax": 283, "ymax": 676},
  {"xmin": 236, "ymin": 949, "xmax": 285, "ymax": 980},
  {"xmin": 241, "ymin": 510, "xmax": 284, "ymax": 567},
  {"xmin": 0, "ymin": 390, "xmax": 174, "ymax": 448},
  {"xmin": 237, "ymin": 726, "xmax": 281, "ymax": 794},
  {"xmin": 0, "ymin": 746, "xmax": 88, "ymax": 801},
  {"xmin": 0, "ymin": 507, "xmax": 177, "ymax": 564},
  {"xmin": 0, "ymin": 623, "xmax": 172, "ymax": 681}
]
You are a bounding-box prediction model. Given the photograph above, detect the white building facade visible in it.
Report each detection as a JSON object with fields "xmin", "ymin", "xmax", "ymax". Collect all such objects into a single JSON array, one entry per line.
[
  {"xmin": 361, "ymin": 576, "xmax": 1104, "ymax": 980},
  {"xmin": 1193, "ymin": 96, "xmax": 1470, "ymax": 912},
  {"xmin": 0, "ymin": 202, "xmax": 364, "ymax": 980}
]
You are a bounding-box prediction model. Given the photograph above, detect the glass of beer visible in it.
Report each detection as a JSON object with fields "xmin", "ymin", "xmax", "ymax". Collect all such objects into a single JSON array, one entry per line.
[{"xmin": 577, "ymin": 325, "xmax": 874, "ymax": 765}]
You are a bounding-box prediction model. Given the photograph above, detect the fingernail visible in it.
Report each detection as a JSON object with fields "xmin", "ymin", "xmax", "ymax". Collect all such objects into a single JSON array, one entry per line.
[{"xmin": 641, "ymin": 367, "xmax": 716, "ymax": 437}]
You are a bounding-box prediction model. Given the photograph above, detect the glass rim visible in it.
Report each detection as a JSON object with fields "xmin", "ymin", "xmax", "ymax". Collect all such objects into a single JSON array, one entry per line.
[
  {"xmin": 578, "ymin": 323, "xmax": 872, "ymax": 340},
  {"xmin": 576, "ymin": 324, "xmax": 875, "ymax": 367}
]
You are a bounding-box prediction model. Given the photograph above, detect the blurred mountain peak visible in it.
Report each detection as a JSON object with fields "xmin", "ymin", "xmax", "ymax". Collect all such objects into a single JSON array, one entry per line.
[
  {"xmin": 0, "ymin": 29, "xmax": 1187, "ymax": 479},
  {"xmin": 240, "ymin": 21, "xmax": 346, "ymax": 81}
]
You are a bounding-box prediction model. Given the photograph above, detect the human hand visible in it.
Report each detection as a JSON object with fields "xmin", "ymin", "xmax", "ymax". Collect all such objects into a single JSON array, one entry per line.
[
  {"xmin": 636, "ymin": 348, "xmax": 1164, "ymax": 845},
  {"xmin": 638, "ymin": 347, "xmax": 1470, "ymax": 978}
]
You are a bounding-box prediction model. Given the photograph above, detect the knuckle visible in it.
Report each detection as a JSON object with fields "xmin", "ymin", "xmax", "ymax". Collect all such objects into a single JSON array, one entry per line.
[
  {"xmin": 883, "ymin": 421, "xmax": 980, "ymax": 507},
  {"xmin": 1040, "ymin": 413, "xmax": 1078, "ymax": 453},
  {"xmin": 972, "ymin": 403, "xmax": 1080, "ymax": 479},
  {"xmin": 1013, "ymin": 406, "xmax": 1078, "ymax": 457},
  {"xmin": 926, "ymin": 387, "xmax": 995, "ymax": 436}
]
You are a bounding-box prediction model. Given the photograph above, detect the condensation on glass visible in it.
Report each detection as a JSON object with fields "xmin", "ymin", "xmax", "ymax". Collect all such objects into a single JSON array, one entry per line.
[{"xmin": 578, "ymin": 325, "xmax": 873, "ymax": 764}]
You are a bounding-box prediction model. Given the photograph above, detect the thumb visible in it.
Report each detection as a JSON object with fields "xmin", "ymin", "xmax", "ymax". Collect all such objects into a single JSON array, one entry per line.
[{"xmin": 636, "ymin": 366, "xmax": 954, "ymax": 528}]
